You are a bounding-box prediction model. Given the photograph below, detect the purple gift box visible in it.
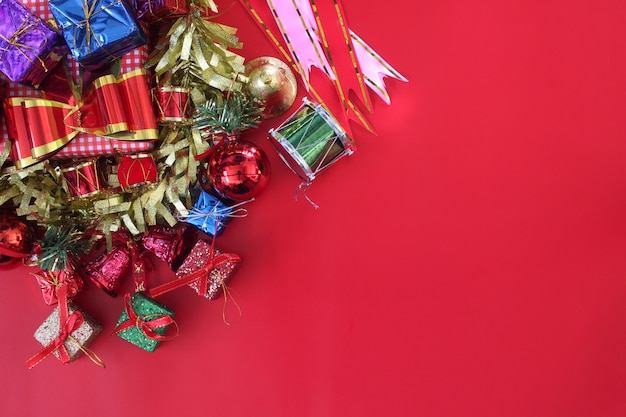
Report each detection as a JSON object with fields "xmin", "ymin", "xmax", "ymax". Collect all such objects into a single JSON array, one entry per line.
[{"xmin": 0, "ymin": 0, "xmax": 68, "ymax": 87}]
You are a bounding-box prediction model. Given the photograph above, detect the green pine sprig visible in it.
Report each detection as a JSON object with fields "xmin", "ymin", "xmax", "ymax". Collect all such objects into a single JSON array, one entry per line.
[
  {"xmin": 36, "ymin": 225, "xmax": 98, "ymax": 271},
  {"xmin": 193, "ymin": 91, "xmax": 263, "ymax": 136}
]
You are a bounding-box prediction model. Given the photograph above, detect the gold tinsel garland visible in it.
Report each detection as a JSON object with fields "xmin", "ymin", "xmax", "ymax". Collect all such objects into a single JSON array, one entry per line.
[
  {"xmin": 0, "ymin": 123, "xmax": 209, "ymax": 249},
  {"xmin": 0, "ymin": 4, "xmax": 250, "ymax": 249}
]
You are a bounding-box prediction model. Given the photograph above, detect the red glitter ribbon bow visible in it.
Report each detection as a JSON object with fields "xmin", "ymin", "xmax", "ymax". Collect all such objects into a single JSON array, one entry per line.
[
  {"xmin": 113, "ymin": 293, "xmax": 178, "ymax": 341},
  {"xmin": 26, "ymin": 285, "xmax": 83, "ymax": 368},
  {"xmin": 3, "ymin": 68, "xmax": 157, "ymax": 169}
]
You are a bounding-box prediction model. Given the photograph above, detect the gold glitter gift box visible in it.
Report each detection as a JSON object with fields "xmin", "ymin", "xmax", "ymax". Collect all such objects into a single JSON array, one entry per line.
[{"xmin": 33, "ymin": 303, "xmax": 102, "ymax": 363}]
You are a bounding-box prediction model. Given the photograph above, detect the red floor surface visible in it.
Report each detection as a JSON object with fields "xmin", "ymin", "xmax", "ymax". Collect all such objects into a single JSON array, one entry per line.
[{"xmin": 2, "ymin": 1, "xmax": 626, "ymax": 416}]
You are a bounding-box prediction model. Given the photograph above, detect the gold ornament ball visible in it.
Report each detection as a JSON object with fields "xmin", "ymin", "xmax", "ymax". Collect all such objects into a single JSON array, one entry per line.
[{"xmin": 245, "ymin": 56, "xmax": 298, "ymax": 119}]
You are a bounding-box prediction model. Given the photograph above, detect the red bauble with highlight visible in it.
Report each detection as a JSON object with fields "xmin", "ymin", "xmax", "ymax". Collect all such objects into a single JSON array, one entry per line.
[
  {"xmin": 203, "ymin": 140, "xmax": 270, "ymax": 201},
  {"xmin": 0, "ymin": 211, "xmax": 33, "ymax": 259}
]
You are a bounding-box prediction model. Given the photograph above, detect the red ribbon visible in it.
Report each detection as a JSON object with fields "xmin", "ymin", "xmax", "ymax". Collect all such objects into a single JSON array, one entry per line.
[
  {"xmin": 111, "ymin": 232, "xmax": 153, "ymax": 293},
  {"xmin": 113, "ymin": 293, "xmax": 177, "ymax": 341},
  {"xmin": 308, "ymin": 0, "xmax": 372, "ymax": 111},
  {"xmin": 26, "ymin": 285, "xmax": 83, "ymax": 368},
  {"xmin": 3, "ymin": 69, "xmax": 158, "ymax": 169},
  {"xmin": 195, "ymin": 133, "xmax": 237, "ymax": 161},
  {"xmin": 129, "ymin": 242, "xmax": 152, "ymax": 293},
  {"xmin": 237, "ymin": 0, "xmax": 373, "ymax": 137},
  {"xmin": 147, "ymin": 241, "xmax": 241, "ymax": 299}
]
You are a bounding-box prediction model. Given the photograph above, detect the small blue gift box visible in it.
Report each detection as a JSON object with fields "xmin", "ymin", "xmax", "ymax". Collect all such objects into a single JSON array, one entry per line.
[
  {"xmin": 184, "ymin": 191, "xmax": 248, "ymax": 237},
  {"xmin": 49, "ymin": 0, "xmax": 146, "ymax": 70}
]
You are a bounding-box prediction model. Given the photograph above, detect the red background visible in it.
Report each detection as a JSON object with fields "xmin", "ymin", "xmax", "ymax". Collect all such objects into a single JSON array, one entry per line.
[{"xmin": 2, "ymin": 1, "xmax": 626, "ymax": 416}]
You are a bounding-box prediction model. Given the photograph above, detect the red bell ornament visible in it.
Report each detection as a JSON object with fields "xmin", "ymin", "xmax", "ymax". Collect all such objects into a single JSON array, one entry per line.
[
  {"xmin": 204, "ymin": 138, "xmax": 270, "ymax": 201},
  {"xmin": 82, "ymin": 245, "xmax": 132, "ymax": 297},
  {"xmin": 141, "ymin": 224, "xmax": 197, "ymax": 272}
]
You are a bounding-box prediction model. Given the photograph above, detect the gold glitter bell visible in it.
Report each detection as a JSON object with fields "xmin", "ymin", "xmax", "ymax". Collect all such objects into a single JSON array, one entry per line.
[{"xmin": 245, "ymin": 56, "xmax": 298, "ymax": 119}]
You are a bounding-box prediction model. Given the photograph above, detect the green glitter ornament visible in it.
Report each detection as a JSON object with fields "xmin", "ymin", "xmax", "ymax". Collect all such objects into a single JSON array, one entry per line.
[{"xmin": 114, "ymin": 293, "xmax": 176, "ymax": 352}]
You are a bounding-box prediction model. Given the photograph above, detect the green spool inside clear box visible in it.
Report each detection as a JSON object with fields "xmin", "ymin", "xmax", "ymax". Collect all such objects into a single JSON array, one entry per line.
[{"xmin": 268, "ymin": 98, "xmax": 355, "ymax": 182}]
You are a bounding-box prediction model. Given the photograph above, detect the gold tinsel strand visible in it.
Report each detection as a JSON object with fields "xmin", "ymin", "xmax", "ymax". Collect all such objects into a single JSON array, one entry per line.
[{"xmin": 0, "ymin": 7, "xmax": 255, "ymax": 245}]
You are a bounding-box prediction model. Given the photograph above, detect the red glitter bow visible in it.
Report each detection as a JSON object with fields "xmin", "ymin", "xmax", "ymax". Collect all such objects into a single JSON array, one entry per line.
[{"xmin": 113, "ymin": 293, "xmax": 178, "ymax": 341}]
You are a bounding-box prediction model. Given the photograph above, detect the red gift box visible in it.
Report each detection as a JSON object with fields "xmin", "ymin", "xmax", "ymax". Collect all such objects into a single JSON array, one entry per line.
[
  {"xmin": 0, "ymin": 0, "xmax": 155, "ymax": 165},
  {"xmin": 147, "ymin": 238, "xmax": 241, "ymax": 303},
  {"xmin": 32, "ymin": 268, "xmax": 83, "ymax": 306},
  {"xmin": 174, "ymin": 239, "xmax": 241, "ymax": 300}
]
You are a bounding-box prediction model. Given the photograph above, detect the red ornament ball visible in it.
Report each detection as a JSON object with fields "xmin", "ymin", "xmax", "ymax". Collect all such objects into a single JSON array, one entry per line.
[
  {"xmin": 203, "ymin": 140, "xmax": 270, "ymax": 201},
  {"xmin": 0, "ymin": 211, "xmax": 33, "ymax": 258}
]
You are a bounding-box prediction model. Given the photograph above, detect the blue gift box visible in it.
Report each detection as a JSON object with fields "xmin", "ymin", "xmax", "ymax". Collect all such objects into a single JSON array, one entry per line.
[
  {"xmin": 49, "ymin": 0, "xmax": 146, "ymax": 70},
  {"xmin": 184, "ymin": 191, "xmax": 242, "ymax": 237}
]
